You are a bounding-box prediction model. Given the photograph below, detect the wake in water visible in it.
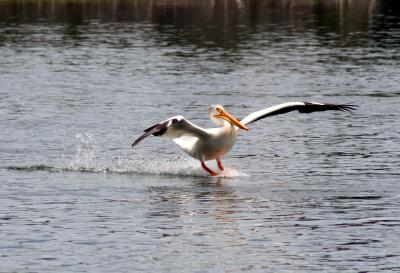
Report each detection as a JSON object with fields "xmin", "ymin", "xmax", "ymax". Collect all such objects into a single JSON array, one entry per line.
[{"xmin": 5, "ymin": 133, "xmax": 247, "ymax": 178}]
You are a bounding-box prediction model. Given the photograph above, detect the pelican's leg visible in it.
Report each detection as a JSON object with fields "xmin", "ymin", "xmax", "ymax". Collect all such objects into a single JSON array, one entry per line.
[
  {"xmin": 201, "ymin": 161, "xmax": 218, "ymax": 177},
  {"xmin": 216, "ymin": 159, "xmax": 224, "ymax": 171}
]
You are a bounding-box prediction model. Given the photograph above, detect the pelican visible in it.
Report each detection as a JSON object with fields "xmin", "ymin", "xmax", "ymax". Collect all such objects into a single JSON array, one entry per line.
[{"xmin": 131, "ymin": 102, "xmax": 356, "ymax": 176}]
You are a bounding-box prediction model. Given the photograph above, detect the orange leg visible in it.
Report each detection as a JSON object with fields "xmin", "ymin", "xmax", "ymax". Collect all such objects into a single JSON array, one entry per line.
[
  {"xmin": 201, "ymin": 161, "xmax": 218, "ymax": 176},
  {"xmin": 217, "ymin": 159, "xmax": 224, "ymax": 171}
]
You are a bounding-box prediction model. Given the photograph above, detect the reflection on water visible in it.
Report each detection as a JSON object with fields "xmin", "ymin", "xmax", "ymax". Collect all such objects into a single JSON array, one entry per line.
[
  {"xmin": 146, "ymin": 177, "xmax": 242, "ymax": 224},
  {"xmin": 1, "ymin": 0, "xmax": 400, "ymax": 50},
  {"xmin": 144, "ymin": 178, "xmax": 253, "ymax": 264}
]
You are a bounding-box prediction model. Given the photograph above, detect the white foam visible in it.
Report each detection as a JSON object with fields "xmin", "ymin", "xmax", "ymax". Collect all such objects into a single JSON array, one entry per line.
[{"xmin": 64, "ymin": 155, "xmax": 247, "ymax": 178}]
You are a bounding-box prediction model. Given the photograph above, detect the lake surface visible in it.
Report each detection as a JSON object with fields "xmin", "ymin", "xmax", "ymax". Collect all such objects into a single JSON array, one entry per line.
[{"xmin": 1, "ymin": 0, "xmax": 400, "ymax": 272}]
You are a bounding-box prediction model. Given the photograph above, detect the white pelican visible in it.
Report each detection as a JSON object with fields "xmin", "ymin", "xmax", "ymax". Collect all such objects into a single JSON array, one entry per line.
[{"xmin": 132, "ymin": 102, "xmax": 356, "ymax": 176}]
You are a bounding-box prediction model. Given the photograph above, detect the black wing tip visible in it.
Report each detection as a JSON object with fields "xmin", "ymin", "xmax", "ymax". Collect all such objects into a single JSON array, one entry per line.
[
  {"xmin": 130, "ymin": 118, "xmax": 178, "ymax": 148},
  {"xmin": 303, "ymin": 102, "xmax": 358, "ymax": 113},
  {"xmin": 131, "ymin": 130, "xmax": 153, "ymax": 148},
  {"xmin": 337, "ymin": 104, "xmax": 358, "ymax": 113},
  {"xmin": 131, "ymin": 137, "xmax": 144, "ymax": 148}
]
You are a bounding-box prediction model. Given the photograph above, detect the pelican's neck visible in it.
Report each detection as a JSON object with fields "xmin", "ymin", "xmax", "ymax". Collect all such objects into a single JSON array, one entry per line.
[{"xmin": 221, "ymin": 120, "xmax": 238, "ymax": 134}]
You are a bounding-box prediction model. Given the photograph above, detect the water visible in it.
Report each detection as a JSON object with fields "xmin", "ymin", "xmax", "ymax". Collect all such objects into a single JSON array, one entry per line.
[{"xmin": 1, "ymin": 0, "xmax": 400, "ymax": 272}]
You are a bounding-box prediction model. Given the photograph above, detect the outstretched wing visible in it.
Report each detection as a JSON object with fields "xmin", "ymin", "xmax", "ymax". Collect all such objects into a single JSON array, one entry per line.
[
  {"xmin": 241, "ymin": 102, "xmax": 356, "ymax": 125},
  {"xmin": 131, "ymin": 115, "xmax": 208, "ymax": 147}
]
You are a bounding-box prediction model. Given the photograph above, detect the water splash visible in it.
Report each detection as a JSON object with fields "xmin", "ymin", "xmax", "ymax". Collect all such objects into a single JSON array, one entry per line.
[
  {"xmin": 5, "ymin": 133, "xmax": 248, "ymax": 178},
  {"xmin": 68, "ymin": 133, "xmax": 98, "ymax": 170}
]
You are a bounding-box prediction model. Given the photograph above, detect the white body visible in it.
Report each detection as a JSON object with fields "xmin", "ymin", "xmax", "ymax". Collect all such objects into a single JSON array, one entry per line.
[{"xmin": 174, "ymin": 122, "xmax": 238, "ymax": 161}]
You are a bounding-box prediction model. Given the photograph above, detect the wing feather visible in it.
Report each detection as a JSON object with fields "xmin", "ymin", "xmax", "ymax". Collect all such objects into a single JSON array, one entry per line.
[
  {"xmin": 131, "ymin": 116, "xmax": 208, "ymax": 147},
  {"xmin": 241, "ymin": 102, "xmax": 356, "ymax": 125}
]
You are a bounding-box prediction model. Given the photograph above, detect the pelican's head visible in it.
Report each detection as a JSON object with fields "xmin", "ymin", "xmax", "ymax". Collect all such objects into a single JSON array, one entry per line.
[{"xmin": 208, "ymin": 105, "xmax": 249, "ymax": 131}]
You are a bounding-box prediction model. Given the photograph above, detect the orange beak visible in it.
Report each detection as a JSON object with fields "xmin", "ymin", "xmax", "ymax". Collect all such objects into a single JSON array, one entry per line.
[{"xmin": 215, "ymin": 110, "xmax": 250, "ymax": 131}]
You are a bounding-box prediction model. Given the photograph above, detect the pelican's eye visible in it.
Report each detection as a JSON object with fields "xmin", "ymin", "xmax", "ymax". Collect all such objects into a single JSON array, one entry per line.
[{"xmin": 216, "ymin": 107, "xmax": 223, "ymax": 113}]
